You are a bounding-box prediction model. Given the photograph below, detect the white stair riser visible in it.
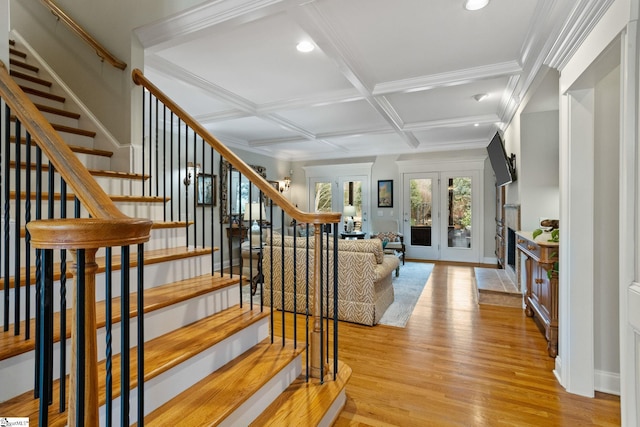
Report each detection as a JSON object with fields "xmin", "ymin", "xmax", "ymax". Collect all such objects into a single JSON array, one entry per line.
[
  {"xmin": 0, "ymin": 226, "xmax": 189, "ymax": 274},
  {"xmin": 39, "ymin": 112, "xmax": 79, "ymax": 129},
  {"xmin": 0, "ymin": 285, "xmax": 242, "ymax": 403},
  {"xmin": 100, "ymin": 318, "xmax": 270, "ymax": 426},
  {"xmin": 220, "ymin": 354, "xmax": 302, "ymax": 427}
]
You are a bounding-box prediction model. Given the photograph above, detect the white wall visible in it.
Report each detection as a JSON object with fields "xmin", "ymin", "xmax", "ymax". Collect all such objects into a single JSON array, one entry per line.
[
  {"xmin": 520, "ymin": 110, "xmax": 560, "ymax": 230},
  {"xmin": 8, "ymin": 0, "xmax": 203, "ymax": 145},
  {"xmin": 292, "ymin": 148, "xmax": 497, "ymax": 261},
  {"xmin": 593, "ymin": 65, "xmax": 620, "ymax": 384}
]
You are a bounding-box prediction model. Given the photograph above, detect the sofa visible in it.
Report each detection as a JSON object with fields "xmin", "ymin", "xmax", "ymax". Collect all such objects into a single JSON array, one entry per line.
[{"xmin": 262, "ymin": 234, "xmax": 399, "ymax": 326}]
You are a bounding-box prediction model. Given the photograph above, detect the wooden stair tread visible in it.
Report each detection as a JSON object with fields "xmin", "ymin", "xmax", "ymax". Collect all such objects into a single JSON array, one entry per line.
[
  {"xmin": 10, "ymin": 58, "xmax": 39, "ymax": 73},
  {"xmin": 10, "ymin": 116, "xmax": 96, "ymax": 138},
  {"xmin": 34, "ymin": 103, "xmax": 81, "ymax": 119},
  {"xmin": 142, "ymin": 338, "xmax": 303, "ymax": 426},
  {"xmin": 9, "ymin": 47, "xmax": 26, "ymax": 58},
  {"xmin": 0, "ymin": 246, "xmax": 215, "ymax": 290},
  {"xmin": 9, "ymin": 161, "xmax": 148, "ymax": 180},
  {"xmin": 51, "ymin": 122, "xmax": 96, "ymax": 138},
  {"xmin": 10, "ymin": 69, "xmax": 51, "ymax": 87},
  {"xmin": 11, "ymin": 136, "xmax": 113, "ymax": 157},
  {"xmin": 251, "ymin": 360, "xmax": 352, "ymax": 426},
  {"xmin": 9, "ymin": 191, "xmax": 167, "ymax": 203},
  {"xmin": 20, "ymin": 85, "xmax": 65, "ymax": 103},
  {"xmin": 0, "ymin": 273, "xmax": 239, "ymax": 360},
  {"xmin": 0, "ymin": 305, "xmax": 268, "ymax": 427}
]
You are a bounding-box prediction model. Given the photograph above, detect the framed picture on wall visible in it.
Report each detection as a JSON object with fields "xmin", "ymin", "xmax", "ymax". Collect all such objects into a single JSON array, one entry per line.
[
  {"xmin": 377, "ymin": 180, "xmax": 393, "ymax": 208},
  {"xmin": 197, "ymin": 174, "xmax": 216, "ymax": 206}
]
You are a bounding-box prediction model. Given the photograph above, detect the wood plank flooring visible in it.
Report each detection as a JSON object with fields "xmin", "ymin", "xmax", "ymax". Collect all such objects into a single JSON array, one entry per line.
[{"xmin": 275, "ymin": 262, "xmax": 621, "ymax": 426}]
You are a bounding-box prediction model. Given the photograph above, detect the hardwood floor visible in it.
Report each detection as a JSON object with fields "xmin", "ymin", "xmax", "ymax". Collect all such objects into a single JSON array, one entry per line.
[{"xmin": 277, "ymin": 263, "xmax": 621, "ymax": 426}]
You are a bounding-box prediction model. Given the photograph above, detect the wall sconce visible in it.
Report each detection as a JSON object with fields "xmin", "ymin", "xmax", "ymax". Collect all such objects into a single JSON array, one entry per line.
[
  {"xmin": 183, "ymin": 162, "xmax": 201, "ymax": 186},
  {"xmin": 278, "ymin": 176, "xmax": 291, "ymax": 193}
]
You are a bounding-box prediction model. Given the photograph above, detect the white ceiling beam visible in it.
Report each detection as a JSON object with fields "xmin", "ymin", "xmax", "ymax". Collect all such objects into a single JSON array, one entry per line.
[{"xmin": 372, "ymin": 61, "xmax": 523, "ymax": 96}]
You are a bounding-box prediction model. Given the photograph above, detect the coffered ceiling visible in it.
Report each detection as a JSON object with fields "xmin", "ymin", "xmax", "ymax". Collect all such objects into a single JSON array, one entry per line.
[{"xmin": 135, "ymin": 0, "xmax": 587, "ymax": 162}]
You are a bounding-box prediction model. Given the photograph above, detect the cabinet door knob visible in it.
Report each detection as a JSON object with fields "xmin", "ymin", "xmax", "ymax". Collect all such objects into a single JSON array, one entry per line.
[
  {"xmin": 527, "ymin": 245, "xmax": 536, "ymax": 251},
  {"xmin": 535, "ymin": 278, "xmax": 543, "ymax": 284},
  {"xmin": 517, "ymin": 239, "xmax": 525, "ymax": 244}
]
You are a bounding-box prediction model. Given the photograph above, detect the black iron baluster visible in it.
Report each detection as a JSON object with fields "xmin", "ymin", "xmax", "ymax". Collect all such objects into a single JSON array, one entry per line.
[
  {"xmin": 105, "ymin": 246, "xmax": 113, "ymax": 426},
  {"xmin": 59, "ymin": 179, "xmax": 67, "ymax": 412},
  {"xmin": 13, "ymin": 118, "xmax": 21, "ymax": 335},
  {"xmin": 169, "ymin": 112, "xmax": 174, "ymax": 223},
  {"xmin": 37, "ymin": 248, "xmax": 54, "ymax": 424},
  {"xmin": 24, "ymin": 132, "xmax": 32, "ymax": 339},
  {"xmin": 33, "ymin": 145, "xmax": 42, "ymax": 397},
  {"xmin": 3, "ymin": 104, "xmax": 11, "ymax": 332},
  {"xmin": 333, "ymin": 225, "xmax": 339, "ymax": 380},
  {"xmin": 177, "ymin": 118, "xmax": 182, "ymax": 228},
  {"xmin": 185, "ymin": 128, "xmax": 189, "ymax": 249},
  {"xmin": 120, "ymin": 245, "xmax": 131, "ymax": 426},
  {"xmin": 161, "ymin": 104, "xmax": 166, "ymax": 220},
  {"xmin": 137, "ymin": 243, "xmax": 145, "ymax": 426},
  {"xmin": 155, "ymin": 98, "xmax": 160, "ymax": 198}
]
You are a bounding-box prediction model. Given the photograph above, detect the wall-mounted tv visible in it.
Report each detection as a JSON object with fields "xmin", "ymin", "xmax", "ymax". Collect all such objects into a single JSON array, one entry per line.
[{"xmin": 486, "ymin": 131, "xmax": 516, "ymax": 186}]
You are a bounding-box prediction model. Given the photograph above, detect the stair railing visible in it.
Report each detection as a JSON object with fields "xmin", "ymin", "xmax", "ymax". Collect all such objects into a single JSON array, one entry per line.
[
  {"xmin": 39, "ymin": 0, "xmax": 127, "ymax": 70},
  {"xmin": 0, "ymin": 60, "xmax": 150, "ymax": 425},
  {"xmin": 132, "ymin": 68, "xmax": 343, "ymax": 382}
]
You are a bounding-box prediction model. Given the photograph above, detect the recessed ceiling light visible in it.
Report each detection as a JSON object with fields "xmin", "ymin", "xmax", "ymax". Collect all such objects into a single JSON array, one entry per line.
[
  {"xmin": 474, "ymin": 123, "xmax": 480, "ymax": 127},
  {"xmin": 464, "ymin": 0, "xmax": 489, "ymax": 11},
  {"xmin": 296, "ymin": 41, "xmax": 315, "ymax": 53},
  {"xmin": 473, "ymin": 93, "xmax": 489, "ymax": 102}
]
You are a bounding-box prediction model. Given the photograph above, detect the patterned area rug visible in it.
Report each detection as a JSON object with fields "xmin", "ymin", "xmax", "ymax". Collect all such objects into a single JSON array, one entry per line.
[{"xmin": 378, "ymin": 262, "xmax": 434, "ymax": 328}]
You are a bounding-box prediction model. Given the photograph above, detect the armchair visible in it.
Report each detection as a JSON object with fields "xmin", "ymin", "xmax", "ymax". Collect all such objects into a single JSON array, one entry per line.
[{"xmin": 371, "ymin": 220, "xmax": 405, "ymax": 266}]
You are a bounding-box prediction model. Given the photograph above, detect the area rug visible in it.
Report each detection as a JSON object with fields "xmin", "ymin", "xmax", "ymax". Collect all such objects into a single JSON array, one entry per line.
[{"xmin": 378, "ymin": 262, "xmax": 434, "ymax": 328}]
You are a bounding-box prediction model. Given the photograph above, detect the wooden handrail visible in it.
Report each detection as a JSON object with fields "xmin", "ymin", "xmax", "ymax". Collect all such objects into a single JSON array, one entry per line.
[
  {"xmin": 40, "ymin": 0, "xmax": 127, "ymax": 70},
  {"xmin": 131, "ymin": 68, "xmax": 342, "ymax": 227}
]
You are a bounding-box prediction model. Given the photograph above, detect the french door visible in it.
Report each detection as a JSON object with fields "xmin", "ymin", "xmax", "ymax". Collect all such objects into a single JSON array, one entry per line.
[
  {"xmin": 309, "ymin": 175, "xmax": 369, "ymax": 234},
  {"xmin": 402, "ymin": 171, "xmax": 479, "ymax": 262}
]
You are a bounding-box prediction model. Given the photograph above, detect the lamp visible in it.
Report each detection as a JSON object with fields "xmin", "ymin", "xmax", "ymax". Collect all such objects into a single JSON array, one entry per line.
[
  {"xmin": 183, "ymin": 162, "xmax": 201, "ymax": 186},
  {"xmin": 278, "ymin": 176, "xmax": 291, "ymax": 193},
  {"xmin": 343, "ymin": 205, "xmax": 356, "ymax": 233},
  {"xmin": 244, "ymin": 202, "xmax": 267, "ymax": 246}
]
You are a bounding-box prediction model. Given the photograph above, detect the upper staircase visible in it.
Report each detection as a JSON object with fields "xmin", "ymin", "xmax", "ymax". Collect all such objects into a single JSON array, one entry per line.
[{"xmin": 0, "ymin": 37, "xmax": 349, "ymax": 426}]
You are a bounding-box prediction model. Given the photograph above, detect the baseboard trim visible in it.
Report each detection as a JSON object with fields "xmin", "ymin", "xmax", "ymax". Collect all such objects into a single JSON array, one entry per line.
[{"xmin": 595, "ymin": 369, "xmax": 620, "ymax": 396}]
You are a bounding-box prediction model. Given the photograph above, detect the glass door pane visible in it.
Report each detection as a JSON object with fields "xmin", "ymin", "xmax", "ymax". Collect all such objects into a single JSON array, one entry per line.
[
  {"xmin": 403, "ymin": 173, "xmax": 439, "ymax": 259},
  {"xmin": 343, "ymin": 180, "xmax": 363, "ymax": 231},
  {"xmin": 313, "ymin": 181, "xmax": 332, "ymax": 212},
  {"xmin": 447, "ymin": 177, "xmax": 472, "ymax": 248},
  {"xmin": 440, "ymin": 172, "xmax": 479, "ymax": 263}
]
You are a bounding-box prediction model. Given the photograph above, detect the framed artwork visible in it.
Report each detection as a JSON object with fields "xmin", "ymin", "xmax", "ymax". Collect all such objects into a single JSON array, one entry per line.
[
  {"xmin": 377, "ymin": 179, "xmax": 393, "ymax": 208},
  {"xmin": 197, "ymin": 174, "xmax": 216, "ymax": 206}
]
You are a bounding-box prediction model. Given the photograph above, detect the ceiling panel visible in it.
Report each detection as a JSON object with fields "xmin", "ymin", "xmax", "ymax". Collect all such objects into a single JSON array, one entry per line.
[{"xmin": 154, "ymin": 11, "xmax": 354, "ymax": 104}]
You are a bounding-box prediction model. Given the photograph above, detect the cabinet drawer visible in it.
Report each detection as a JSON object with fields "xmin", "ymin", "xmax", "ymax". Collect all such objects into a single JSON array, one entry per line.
[{"xmin": 517, "ymin": 238, "xmax": 540, "ymax": 259}]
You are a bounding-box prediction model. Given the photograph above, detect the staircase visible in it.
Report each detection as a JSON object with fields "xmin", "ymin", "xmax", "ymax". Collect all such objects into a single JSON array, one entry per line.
[{"xmin": 0, "ymin": 37, "xmax": 349, "ymax": 426}]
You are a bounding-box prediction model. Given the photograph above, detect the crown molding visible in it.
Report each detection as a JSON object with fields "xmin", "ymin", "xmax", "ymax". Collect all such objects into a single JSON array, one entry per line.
[
  {"xmin": 134, "ymin": 0, "xmax": 285, "ymax": 51},
  {"xmin": 545, "ymin": 0, "xmax": 615, "ymax": 70}
]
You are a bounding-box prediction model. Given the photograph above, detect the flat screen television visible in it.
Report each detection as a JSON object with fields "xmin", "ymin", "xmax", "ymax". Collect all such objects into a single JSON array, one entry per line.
[{"xmin": 486, "ymin": 132, "xmax": 516, "ymax": 186}]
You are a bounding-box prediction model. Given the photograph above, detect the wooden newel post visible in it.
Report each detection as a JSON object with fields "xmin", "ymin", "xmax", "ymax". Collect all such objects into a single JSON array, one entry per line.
[
  {"xmin": 309, "ymin": 226, "xmax": 329, "ymax": 379},
  {"xmin": 26, "ymin": 218, "xmax": 152, "ymax": 425},
  {"xmin": 67, "ymin": 248, "xmax": 99, "ymax": 427}
]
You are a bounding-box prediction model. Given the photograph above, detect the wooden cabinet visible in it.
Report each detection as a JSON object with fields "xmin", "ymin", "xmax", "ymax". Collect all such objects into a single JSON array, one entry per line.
[
  {"xmin": 516, "ymin": 231, "xmax": 559, "ymax": 358},
  {"xmin": 495, "ymin": 185, "xmax": 505, "ymax": 268}
]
